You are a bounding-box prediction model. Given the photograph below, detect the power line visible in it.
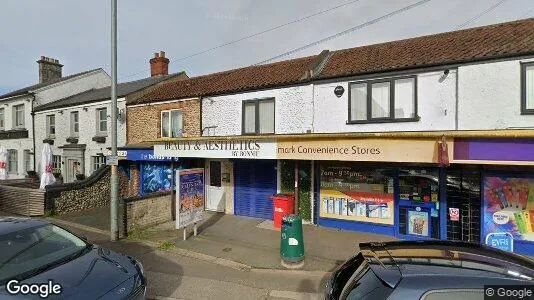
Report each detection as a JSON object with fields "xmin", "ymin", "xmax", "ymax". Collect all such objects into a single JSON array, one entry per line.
[
  {"xmin": 456, "ymin": 0, "xmax": 508, "ymax": 29},
  {"xmin": 519, "ymin": 6, "xmax": 534, "ymax": 19},
  {"xmin": 254, "ymin": 0, "xmax": 434, "ymax": 66},
  {"xmin": 119, "ymin": 0, "xmax": 363, "ymax": 80}
]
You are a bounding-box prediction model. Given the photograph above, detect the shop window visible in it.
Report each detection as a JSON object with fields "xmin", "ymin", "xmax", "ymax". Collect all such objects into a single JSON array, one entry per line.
[
  {"xmin": 522, "ymin": 62, "xmax": 534, "ymax": 114},
  {"xmin": 319, "ymin": 163, "xmax": 394, "ymax": 225},
  {"xmin": 242, "ymin": 98, "xmax": 275, "ymax": 135},
  {"xmin": 209, "ymin": 161, "xmax": 221, "ymax": 187},
  {"xmin": 482, "ymin": 174, "xmax": 534, "ymax": 251},
  {"xmin": 398, "ymin": 168, "xmax": 440, "ymax": 239},
  {"xmin": 140, "ymin": 162, "xmax": 172, "ymax": 195},
  {"xmin": 348, "ymin": 76, "xmax": 417, "ymax": 123}
]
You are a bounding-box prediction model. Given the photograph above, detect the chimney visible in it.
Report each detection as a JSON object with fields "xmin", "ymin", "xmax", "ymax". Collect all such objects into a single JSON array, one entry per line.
[
  {"xmin": 150, "ymin": 51, "xmax": 169, "ymax": 77},
  {"xmin": 37, "ymin": 56, "xmax": 63, "ymax": 83}
]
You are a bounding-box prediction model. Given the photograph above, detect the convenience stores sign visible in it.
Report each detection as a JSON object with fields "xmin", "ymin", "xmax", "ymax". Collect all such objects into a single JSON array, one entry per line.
[{"xmin": 154, "ymin": 138, "xmax": 450, "ymax": 163}]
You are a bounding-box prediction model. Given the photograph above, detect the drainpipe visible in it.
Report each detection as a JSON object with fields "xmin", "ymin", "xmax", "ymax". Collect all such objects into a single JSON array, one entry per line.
[
  {"xmin": 30, "ymin": 93, "xmax": 37, "ymax": 172},
  {"xmin": 455, "ymin": 68, "xmax": 459, "ymax": 130}
]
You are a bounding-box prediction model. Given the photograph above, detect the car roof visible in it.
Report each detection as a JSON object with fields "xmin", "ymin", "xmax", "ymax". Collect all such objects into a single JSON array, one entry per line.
[
  {"xmin": 359, "ymin": 241, "xmax": 534, "ymax": 287},
  {"xmin": 0, "ymin": 217, "xmax": 49, "ymax": 235}
]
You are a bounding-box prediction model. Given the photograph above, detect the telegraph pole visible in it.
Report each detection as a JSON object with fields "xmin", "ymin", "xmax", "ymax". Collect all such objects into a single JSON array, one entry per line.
[{"xmin": 110, "ymin": 0, "xmax": 119, "ymax": 241}]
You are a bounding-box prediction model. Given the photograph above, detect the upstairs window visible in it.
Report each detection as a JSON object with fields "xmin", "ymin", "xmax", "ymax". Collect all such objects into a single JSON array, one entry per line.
[
  {"xmin": 46, "ymin": 115, "xmax": 55, "ymax": 137},
  {"xmin": 161, "ymin": 109, "xmax": 183, "ymax": 138},
  {"xmin": 522, "ymin": 62, "xmax": 534, "ymax": 114},
  {"xmin": 70, "ymin": 111, "xmax": 79, "ymax": 136},
  {"xmin": 0, "ymin": 108, "xmax": 4, "ymax": 130},
  {"xmin": 13, "ymin": 104, "xmax": 24, "ymax": 128},
  {"xmin": 96, "ymin": 108, "xmax": 107, "ymax": 135},
  {"xmin": 242, "ymin": 98, "xmax": 275, "ymax": 134},
  {"xmin": 349, "ymin": 76, "xmax": 417, "ymax": 123}
]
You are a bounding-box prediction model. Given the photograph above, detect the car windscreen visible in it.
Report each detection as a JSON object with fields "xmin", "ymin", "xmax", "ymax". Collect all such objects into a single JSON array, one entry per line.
[{"xmin": 0, "ymin": 224, "xmax": 88, "ymax": 285}]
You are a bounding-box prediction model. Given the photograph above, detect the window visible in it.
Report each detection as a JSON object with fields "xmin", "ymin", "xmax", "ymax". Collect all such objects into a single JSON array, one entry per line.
[
  {"xmin": 70, "ymin": 111, "xmax": 79, "ymax": 136},
  {"xmin": 24, "ymin": 150, "xmax": 32, "ymax": 172},
  {"xmin": 349, "ymin": 76, "xmax": 417, "ymax": 123},
  {"xmin": 161, "ymin": 109, "xmax": 183, "ymax": 138},
  {"xmin": 7, "ymin": 149, "xmax": 17, "ymax": 173},
  {"xmin": 46, "ymin": 114, "xmax": 55, "ymax": 137},
  {"xmin": 13, "ymin": 104, "xmax": 24, "ymax": 128},
  {"xmin": 91, "ymin": 156, "xmax": 106, "ymax": 172},
  {"xmin": 52, "ymin": 155, "xmax": 61, "ymax": 173},
  {"xmin": 242, "ymin": 98, "xmax": 275, "ymax": 134},
  {"xmin": 340, "ymin": 263, "xmax": 393, "ymax": 300},
  {"xmin": 0, "ymin": 108, "xmax": 4, "ymax": 130},
  {"xmin": 96, "ymin": 108, "xmax": 107, "ymax": 135},
  {"xmin": 522, "ymin": 62, "xmax": 534, "ymax": 114}
]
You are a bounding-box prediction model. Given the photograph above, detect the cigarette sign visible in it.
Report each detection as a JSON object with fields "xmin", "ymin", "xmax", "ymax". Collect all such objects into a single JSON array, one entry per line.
[{"xmin": 449, "ymin": 208, "xmax": 459, "ymax": 221}]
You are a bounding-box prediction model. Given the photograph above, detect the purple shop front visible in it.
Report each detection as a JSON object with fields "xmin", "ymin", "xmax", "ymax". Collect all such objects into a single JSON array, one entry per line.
[{"xmin": 455, "ymin": 138, "xmax": 534, "ymax": 255}]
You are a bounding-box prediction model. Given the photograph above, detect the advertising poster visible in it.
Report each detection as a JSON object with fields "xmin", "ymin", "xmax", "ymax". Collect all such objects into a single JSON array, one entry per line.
[
  {"xmin": 408, "ymin": 210, "xmax": 429, "ymax": 236},
  {"xmin": 320, "ymin": 165, "xmax": 394, "ymax": 225},
  {"xmin": 483, "ymin": 175, "xmax": 534, "ymax": 248},
  {"xmin": 140, "ymin": 162, "xmax": 172, "ymax": 195},
  {"xmin": 176, "ymin": 168, "xmax": 205, "ymax": 229}
]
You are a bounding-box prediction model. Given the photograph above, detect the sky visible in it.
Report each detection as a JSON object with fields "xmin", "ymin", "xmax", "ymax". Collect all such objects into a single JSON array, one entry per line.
[{"xmin": 0, "ymin": 0, "xmax": 533, "ymax": 94}]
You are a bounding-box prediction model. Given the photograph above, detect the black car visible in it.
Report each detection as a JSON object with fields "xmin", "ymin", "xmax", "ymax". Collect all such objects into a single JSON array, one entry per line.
[
  {"xmin": 0, "ymin": 217, "xmax": 146, "ymax": 299},
  {"xmin": 324, "ymin": 240, "xmax": 534, "ymax": 300}
]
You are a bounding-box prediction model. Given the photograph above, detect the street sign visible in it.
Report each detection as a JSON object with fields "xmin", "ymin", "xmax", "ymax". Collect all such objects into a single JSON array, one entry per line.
[
  {"xmin": 485, "ymin": 232, "xmax": 514, "ymax": 252},
  {"xmin": 106, "ymin": 155, "xmax": 118, "ymax": 166}
]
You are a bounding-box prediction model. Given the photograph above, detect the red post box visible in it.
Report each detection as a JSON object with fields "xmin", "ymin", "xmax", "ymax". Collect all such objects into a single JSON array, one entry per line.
[{"xmin": 272, "ymin": 193, "xmax": 295, "ymax": 229}]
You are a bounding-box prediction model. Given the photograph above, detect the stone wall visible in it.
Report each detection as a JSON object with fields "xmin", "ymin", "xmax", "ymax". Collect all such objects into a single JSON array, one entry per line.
[
  {"xmin": 126, "ymin": 99, "xmax": 200, "ymax": 145},
  {"xmin": 45, "ymin": 165, "xmax": 129, "ymax": 214},
  {"xmin": 125, "ymin": 192, "xmax": 172, "ymax": 232}
]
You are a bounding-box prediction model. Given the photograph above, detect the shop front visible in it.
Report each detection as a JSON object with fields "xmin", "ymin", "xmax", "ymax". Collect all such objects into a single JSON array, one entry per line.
[{"xmin": 454, "ymin": 138, "xmax": 534, "ymax": 255}]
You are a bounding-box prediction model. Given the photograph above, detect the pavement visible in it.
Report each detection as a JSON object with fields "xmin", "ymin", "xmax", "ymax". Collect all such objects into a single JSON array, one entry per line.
[{"xmin": 51, "ymin": 207, "xmax": 396, "ymax": 273}]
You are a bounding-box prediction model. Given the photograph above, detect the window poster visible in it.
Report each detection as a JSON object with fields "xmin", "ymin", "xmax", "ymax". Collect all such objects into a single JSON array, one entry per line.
[
  {"xmin": 483, "ymin": 175, "xmax": 534, "ymax": 246},
  {"xmin": 407, "ymin": 210, "xmax": 429, "ymax": 236},
  {"xmin": 320, "ymin": 164, "xmax": 394, "ymax": 225},
  {"xmin": 140, "ymin": 162, "xmax": 172, "ymax": 195}
]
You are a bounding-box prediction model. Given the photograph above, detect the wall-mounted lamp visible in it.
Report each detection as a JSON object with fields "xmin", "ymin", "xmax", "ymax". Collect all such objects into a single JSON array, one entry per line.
[
  {"xmin": 58, "ymin": 110, "xmax": 63, "ymax": 115},
  {"xmin": 82, "ymin": 107, "xmax": 88, "ymax": 112},
  {"xmin": 334, "ymin": 85, "xmax": 345, "ymax": 98},
  {"xmin": 439, "ymin": 69, "xmax": 450, "ymax": 83},
  {"xmin": 3, "ymin": 103, "xmax": 8, "ymax": 106}
]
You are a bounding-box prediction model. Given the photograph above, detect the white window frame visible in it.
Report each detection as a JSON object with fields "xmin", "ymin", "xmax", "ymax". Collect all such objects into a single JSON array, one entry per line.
[
  {"xmin": 0, "ymin": 107, "xmax": 4, "ymax": 130},
  {"xmin": 24, "ymin": 150, "xmax": 32, "ymax": 173},
  {"xmin": 242, "ymin": 98, "xmax": 275, "ymax": 135},
  {"xmin": 91, "ymin": 156, "xmax": 106, "ymax": 172},
  {"xmin": 160, "ymin": 109, "xmax": 183, "ymax": 138},
  {"xmin": 96, "ymin": 108, "xmax": 108, "ymax": 136},
  {"xmin": 70, "ymin": 111, "xmax": 79, "ymax": 136},
  {"xmin": 8, "ymin": 149, "xmax": 18, "ymax": 174},
  {"xmin": 52, "ymin": 155, "xmax": 62, "ymax": 173},
  {"xmin": 46, "ymin": 114, "xmax": 56, "ymax": 138},
  {"xmin": 13, "ymin": 104, "xmax": 24, "ymax": 128},
  {"xmin": 348, "ymin": 76, "xmax": 418, "ymax": 123}
]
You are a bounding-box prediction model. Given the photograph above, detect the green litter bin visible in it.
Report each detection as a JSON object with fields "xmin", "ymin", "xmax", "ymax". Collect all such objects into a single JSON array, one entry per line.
[{"xmin": 280, "ymin": 214, "xmax": 304, "ymax": 263}]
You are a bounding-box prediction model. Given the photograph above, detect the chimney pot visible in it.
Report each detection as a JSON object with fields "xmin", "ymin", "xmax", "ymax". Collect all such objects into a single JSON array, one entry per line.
[{"xmin": 150, "ymin": 51, "xmax": 169, "ymax": 77}]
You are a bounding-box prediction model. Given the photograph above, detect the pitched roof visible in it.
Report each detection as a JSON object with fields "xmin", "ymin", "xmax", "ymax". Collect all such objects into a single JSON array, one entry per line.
[
  {"xmin": 34, "ymin": 72, "xmax": 186, "ymax": 112},
  {"xmin": 320, "ymin": 17, "xmax": 534, "ymax": 79},
  {"xmin": 130, "ymin": 17, "xmax": 534, "ymax": 105},
  {"xmin": 129, "ymin": 55, "xmax": 319, "ymax": 104},
  {"xmin": 0, "ymin": 68, "xmax": 103, "ymax": 99}
]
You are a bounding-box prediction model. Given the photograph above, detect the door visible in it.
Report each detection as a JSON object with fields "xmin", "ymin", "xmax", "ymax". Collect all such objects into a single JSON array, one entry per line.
[
  {"xmin": 66, "ymin": 158, "xmax": 81, "ymax": 182},
  {"xmin": 206, "ymin": 160, "xmax": 225, "ymax": 212},
  {"xmin": 234, "ymin": 160, "xmax": 277, "ymax": 219}
]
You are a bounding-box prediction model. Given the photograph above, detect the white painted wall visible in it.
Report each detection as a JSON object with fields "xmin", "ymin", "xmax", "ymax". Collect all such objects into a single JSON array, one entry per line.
[
  {"xmin": 33, "ymin": 70, "xmax": 110, "ymax": 106},
  {"xmin": 34, "ymin": 99, "xmax": 126, "ymax": 179},
  {"xmin": 313, "ymin": 70, "xmax": 457, "ymax": 133},
  {"xmin": 0, "ymin": 94, "xmax": 35, "ymax": 179},
  {"xmin": 202, "ymin": 85, "xmax": 314, "ymax": 136},
  {"xmin": 458, "ymin": 58, "xmax": 534, "ymax": 130}
]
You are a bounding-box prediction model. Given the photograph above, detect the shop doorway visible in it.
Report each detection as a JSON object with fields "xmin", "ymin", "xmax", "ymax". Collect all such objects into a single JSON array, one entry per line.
[
  {"xmin": 445, "ymin": 166, "xmax": 481, "ymax": 242},
  {"xmin": 205, "ymin": 160, "xmax": 225, "ymax": 212}
]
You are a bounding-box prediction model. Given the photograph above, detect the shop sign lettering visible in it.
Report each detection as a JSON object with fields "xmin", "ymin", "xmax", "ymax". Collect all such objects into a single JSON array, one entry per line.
[{"xmin": 155, "ymin": 140, "xmax": 277, "ymax": 159}]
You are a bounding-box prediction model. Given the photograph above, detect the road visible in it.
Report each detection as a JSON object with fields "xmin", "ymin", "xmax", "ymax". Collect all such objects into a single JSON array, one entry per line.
[{"xmin": 60, "ymin": 224, "xmax": 327, "ymax": 300}]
